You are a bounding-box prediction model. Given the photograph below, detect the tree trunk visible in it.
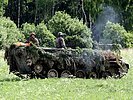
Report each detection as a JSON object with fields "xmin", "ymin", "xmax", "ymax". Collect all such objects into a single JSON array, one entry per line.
[
  {"xmin": 89, "ymin": 1, "xmax": 93, "ymax": 29},
  {"xmin": 34, "ymin": 0, "xmax": 38, "ymax": 24},
  {"xmin": 1, "ymin": 0, "xmax": 4, "ymax": 16},
  {"xmin": 52, "ymin": 0, "xmax": 55, "ymax": 16},
  {"xmin": 18, "ymin": 0, "xmax": 20, "ymax": 27},
  {"xmin": 80, "ymin": 0, "xmax": 88, "ymax": 25},
  {"xmin": 89, "ymin": 14, "xmax": 92, "ymax": 29}
]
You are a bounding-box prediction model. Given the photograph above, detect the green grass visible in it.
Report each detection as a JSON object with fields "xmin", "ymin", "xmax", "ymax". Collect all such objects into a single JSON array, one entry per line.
[{"xmin": 0, "ymin": 49, "xmax": 133, "ymax": 100}]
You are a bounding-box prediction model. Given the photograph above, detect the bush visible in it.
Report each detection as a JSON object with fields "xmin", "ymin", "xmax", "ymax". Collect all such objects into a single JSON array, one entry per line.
[
  {"xmin": 0, "ymin": 17, "xmax": 24, "ymax": 49},
  {"xmin": 102, "ymin": 21, "xmax": 130, "ymax": 48},
  {"xmin": 124, "ymin": 31, "xmax": 133, "ymax": 47},
  {"xmin": 48, "ymin": 11, "xmax": 93, "ymax": 49},
  {"xmin": 21, "ymin": 22, "xmax": 55, "ymax": 47},
  {"xmin": 36, "ymin": 23, "xmax": 55, "ymax": 47},
  {"xmin": 21, "ymin": 23, "xmax": 36, "ymax": 39},
  {"xmin": 47, "ymin": 12, "xmax": 71, "ymax": 36},
  {"xmin": 65, "ymin": 35, "xmax": 86, "ymax": 48}
]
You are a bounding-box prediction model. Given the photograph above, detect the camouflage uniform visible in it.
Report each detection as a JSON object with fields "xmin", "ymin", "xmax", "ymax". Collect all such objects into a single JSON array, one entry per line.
[
  {"xmin": 26, "ymin": 32, "xmax": 39, "ymax": 46},
  {"xmin": 56, "ymin": 32, "xmax": 66, "ymax": 48}
]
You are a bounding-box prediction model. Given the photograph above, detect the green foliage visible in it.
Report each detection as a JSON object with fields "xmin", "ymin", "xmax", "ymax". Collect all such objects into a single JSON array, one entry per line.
[
  {"xmin": 84, "ymin": 0, "xmax": 104, "ymax": 23},
  {"xmin": 65, "ymin": 36, "xmax": 84, "ymax": 48},
  {"xmin": 0, "ymin": 0, "xmax": 7, "ymax": 16},
  {"xmin": 105, "ymin": 0, "xmax": 133, "ymax": 30},
  {"xmin": 36, "ymin": 22, "xmax": 56, "ymax": 47},
  {"xmin": 102, "ymin": 21, "xmax": 130, "ymax": 48},
  {"xmin": 48, "ymin": 11, "xmax": 93, "ymax": 48},
  {"xmin": 0, "ymin": 2, "xmax": 3, "ymax": 16},
  {"xmin": 21, "ymin": 22, "xmax": 55, "ymax": 47},
  {"xmin": 65, "ymin": 35, "xmax": 91, "ymax": 48},
  {"xmin": 0, "ymin": 17, "xmax": 24, "ymax": 49},
  {"xmin": 35, "ymin": 0, "xmax": 56, "ymax": 21},
  {"xmin": 21, "ymin": 23, "xmax": 36, "ymax": 39},
  {"xmin": 48, "ymin": 11, "xmax": 71, "ymax": 35},
  {"xmin": 124, "ymin": 31, "xmax": 133, "ymax": 47},
  {"xmin": 2, "ymin": 0, "xmax": 133, "ymax": 32}
]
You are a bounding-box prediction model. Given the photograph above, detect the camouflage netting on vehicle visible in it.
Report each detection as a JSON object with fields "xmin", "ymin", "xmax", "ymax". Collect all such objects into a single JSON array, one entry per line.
[{"xmin": 5, "ymin": 44, "xmax": 129, "ymax": 79}]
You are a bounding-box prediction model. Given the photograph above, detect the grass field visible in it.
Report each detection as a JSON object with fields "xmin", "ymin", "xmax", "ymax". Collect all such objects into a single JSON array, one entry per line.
[{"xmin": 0, "ymin": 49, "xmax": 133, "ymax": 100}]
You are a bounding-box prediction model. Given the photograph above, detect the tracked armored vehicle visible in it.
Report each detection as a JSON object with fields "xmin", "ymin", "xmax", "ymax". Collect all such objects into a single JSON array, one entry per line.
[{"xmin": 5, "ymin": 44, "xmax": 129, "ymax": 79}]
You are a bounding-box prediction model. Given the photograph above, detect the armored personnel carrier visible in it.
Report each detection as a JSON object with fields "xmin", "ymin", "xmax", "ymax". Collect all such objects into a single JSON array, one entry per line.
[{"xmin": 5, "ymin": 44, "xmax": 129, "ymax": 79}]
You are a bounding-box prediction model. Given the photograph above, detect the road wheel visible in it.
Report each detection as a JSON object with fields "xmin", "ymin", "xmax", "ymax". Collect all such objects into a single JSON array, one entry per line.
[
  {"xmin": 61, "ymin": 70, "xmax": 71, "ymax": 78},
  {"xmin": 47, "ymin": 69, "xmax": 58, "ymax": 78},
  {"xmin": 89, "ymin": 72, "xmax": 97, "ymax": 79},
  {"xmin": 34, "ymin": 64, "xmax": 43, "ymax": 74},
  {"xmin": 101, "ymin": 71, "xmax": 112, "ymax": 78},
  {"xmin": 76, "ymin": 70, "xmax": 86, "ymax": 78}
]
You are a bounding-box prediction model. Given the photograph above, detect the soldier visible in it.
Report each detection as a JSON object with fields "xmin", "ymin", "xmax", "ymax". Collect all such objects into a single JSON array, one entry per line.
[
  {"xmin": 26, "ymin": 32, "xmax": 39, "ymax": 46},
  {"xmin": 56, "ymin": 32, "xmax": 66, "ymax": 48}
]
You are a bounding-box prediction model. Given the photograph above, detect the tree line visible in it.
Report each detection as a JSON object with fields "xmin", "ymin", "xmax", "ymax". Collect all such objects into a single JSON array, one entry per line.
[
  {"xmin": 0, "ymin": 0, "xmax": 132, "ymax": 30},
  {"xmin": 0, "ymin": 0, "xmax": 132, "ymax": 49}
]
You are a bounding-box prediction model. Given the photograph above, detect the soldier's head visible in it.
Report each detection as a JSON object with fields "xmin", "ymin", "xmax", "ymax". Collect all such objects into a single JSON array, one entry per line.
[
  {"xmin": 58, "ymin": 32, "xmax": 65, "ymax": 37},
  {"xmin": 30, "ymin": 32, "xmax": 36, "ymax": 38}
]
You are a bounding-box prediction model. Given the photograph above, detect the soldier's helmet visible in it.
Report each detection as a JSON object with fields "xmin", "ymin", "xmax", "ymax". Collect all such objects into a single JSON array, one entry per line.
[
  {"xmin": 58, "ymin": 32, "xmax": 65, "ymax": 37},
  {"xmin": 30, "ymin": 32, "xmax": 36, "ymax": 36}
]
